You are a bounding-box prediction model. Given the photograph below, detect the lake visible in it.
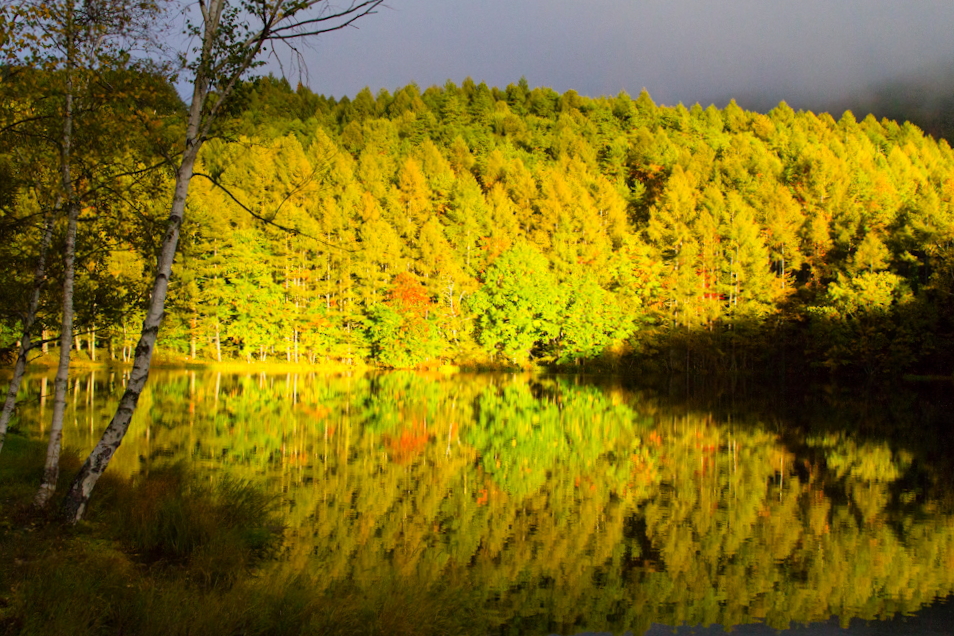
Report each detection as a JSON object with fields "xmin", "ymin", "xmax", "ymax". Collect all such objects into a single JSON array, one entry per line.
[{"xmin": 9, "ymin": 369, "xmax": 954, "ymax": 635}]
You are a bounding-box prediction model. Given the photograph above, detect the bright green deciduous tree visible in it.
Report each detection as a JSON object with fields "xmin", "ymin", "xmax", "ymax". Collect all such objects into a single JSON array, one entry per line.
[
  {"xmin": 556, "ymin": 275, "xmax": 633, "ymax": 363},
  {"xmin": 469, "ymin": 243, "xmax": 563, "ymax": 364}
]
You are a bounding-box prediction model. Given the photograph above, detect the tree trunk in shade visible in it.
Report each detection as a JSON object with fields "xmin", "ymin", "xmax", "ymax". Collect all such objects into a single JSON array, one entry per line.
[{"xmin": 0, "ymin": 211, "xmax": 55, "ymax": 455}]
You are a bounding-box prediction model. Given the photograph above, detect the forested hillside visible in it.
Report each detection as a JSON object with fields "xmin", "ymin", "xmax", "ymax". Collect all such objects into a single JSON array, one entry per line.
[{"xmin": 6, "ymin": 75, "xmax": 954, "ymax": 377}]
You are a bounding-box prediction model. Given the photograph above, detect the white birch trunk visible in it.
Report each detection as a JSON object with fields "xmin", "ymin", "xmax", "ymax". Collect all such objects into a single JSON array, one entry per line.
[
  {"xmin": 62, "ymin": 141, "xmax": 202, "ymax": 520},
  {"xmin": 0, "ymin": 211, "xmax": 55, "ymax": 455},
  {"xmin": 61, "ymin": 68, "xmax": 208, "ymax": 521},
  {"xmin": 34, "ymin": 200, "xmax": 81, "ymax": 509},
  {"xmin": 190, "ymin": 314, "xmax": 197, "ymax": 359},
  {"xmin": 35, "ymin": 71, "xmax": 80, "ymax": 507}
]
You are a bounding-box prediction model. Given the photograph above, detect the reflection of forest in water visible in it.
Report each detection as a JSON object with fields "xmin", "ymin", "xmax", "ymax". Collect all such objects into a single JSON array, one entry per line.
[{"xmin": 10, "ymin": 370, "xmax": 954, "ymax": 635}]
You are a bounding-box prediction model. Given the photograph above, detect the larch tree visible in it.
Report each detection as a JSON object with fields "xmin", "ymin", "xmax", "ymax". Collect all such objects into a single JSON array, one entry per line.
[{"xmin": 62, "ymin": 0, "xmax": 386, "ymax": 522}]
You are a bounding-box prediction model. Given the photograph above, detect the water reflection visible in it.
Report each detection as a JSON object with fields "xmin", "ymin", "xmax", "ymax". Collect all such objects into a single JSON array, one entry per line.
[{"xmin": 10, "ymin": 370, "xmax": 954, "ymax": 635}]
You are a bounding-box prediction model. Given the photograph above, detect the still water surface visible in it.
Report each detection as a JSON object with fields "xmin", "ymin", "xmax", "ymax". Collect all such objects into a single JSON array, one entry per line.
[{"xmin": 11, "ymin": 370, "xmax": 954, "ymax": 635}]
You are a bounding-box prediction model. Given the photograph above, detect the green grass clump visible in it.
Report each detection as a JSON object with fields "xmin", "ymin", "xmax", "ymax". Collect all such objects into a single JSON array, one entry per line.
[
  {"xmin": 108, "ymin": 465, "xmax": 284, "ymax": 587},
  {"xmin": 0, "ymin": 435, "xmax": 58, "ymax": 509},
  {"xmin": 13, "ymin": 542, "xmax": 139, "ymax": 636}
]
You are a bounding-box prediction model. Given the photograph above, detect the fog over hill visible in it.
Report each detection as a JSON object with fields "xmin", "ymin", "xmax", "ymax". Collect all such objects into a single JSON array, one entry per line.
[
  {"xmin": 724, "ymin": 58, "xmax": 954, "ymax": 142},
  {"xmin": 846, "ymin": 62, "xmax": 954, "ymax": 141},
  {"xmin": 271, "ymin": 1, "xmax": 954, "ymax": 142}
]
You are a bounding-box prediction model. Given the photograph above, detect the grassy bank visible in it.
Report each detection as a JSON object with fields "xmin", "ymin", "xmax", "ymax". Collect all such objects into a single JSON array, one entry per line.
[{"xmin": 0, "ymin": 436, "xmax": 483, "ymax": 636}]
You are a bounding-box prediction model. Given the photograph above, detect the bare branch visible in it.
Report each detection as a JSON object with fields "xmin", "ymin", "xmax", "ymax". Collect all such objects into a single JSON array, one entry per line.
[{"xmin": 266, "ymin": 0, "xmax": 383, "ymax": 40}]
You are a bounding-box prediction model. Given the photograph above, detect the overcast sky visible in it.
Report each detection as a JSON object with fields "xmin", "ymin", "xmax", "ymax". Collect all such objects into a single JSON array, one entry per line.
[{"xmin": 276, "ymin": 0, "xmax": 954, "ymax": 115}]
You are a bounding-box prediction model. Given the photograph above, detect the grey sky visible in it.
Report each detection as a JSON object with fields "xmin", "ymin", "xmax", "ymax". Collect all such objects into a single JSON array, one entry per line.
[{"xmin": 282, "ymin": 0, "xmax": 954, "ymax": 114}]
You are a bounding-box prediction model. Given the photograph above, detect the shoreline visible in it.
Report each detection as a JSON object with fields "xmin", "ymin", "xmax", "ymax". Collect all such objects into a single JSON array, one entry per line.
[{"xmin": 0, "ymin": 354, "xmax": 519, "ymax": 377}]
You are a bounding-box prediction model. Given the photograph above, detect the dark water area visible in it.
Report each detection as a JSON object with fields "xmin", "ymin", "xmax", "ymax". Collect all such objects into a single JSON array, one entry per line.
[{"xmin": 7, "ymin": 369, "xmax": 954, "ymax": 636}]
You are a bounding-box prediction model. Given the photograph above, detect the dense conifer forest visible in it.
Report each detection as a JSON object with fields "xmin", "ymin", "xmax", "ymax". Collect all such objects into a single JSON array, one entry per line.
[{"xmin": 5, "ymin": 75, "xmax": 954, "ymax": 378}]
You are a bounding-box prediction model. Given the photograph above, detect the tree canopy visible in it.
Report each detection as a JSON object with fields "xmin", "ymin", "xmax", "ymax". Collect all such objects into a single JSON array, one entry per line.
[{"xmin": 5, "ymin": 75, "xmax": 954, "ymax": 381}]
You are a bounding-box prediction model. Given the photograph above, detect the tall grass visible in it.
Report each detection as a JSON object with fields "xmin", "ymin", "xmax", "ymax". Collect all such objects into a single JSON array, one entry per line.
[{"xmin": 107, "ymin": 465, "xmax": 284, "ymax": 587}]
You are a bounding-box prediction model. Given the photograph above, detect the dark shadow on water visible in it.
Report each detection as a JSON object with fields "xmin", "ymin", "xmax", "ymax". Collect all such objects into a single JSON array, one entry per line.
[{"xmin": 559, "ymin": 594, "xmax": 954, "ymax": 636}]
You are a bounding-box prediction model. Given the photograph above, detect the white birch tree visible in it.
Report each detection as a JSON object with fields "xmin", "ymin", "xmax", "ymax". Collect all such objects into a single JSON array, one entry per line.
[
  {"xmin": 0, "ymin": 0, "xmax": 166, "ymax": 508},
  {"xmin": 0, "ymin": 1, "xmax": 161, "ymax": 479},
  {"xmin": 62, "ymin": 0, "xmax": 385, "ymax": 522},
  {"xmin": 0, "ymin": 4, "xmax": 59, "ymax": 457},
  {"xmin": 0, "ymin": 195, "xmax": 55, "ymax": 457}
]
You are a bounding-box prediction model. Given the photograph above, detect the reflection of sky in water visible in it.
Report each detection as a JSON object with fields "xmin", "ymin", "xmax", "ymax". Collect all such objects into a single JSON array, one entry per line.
[{"xmin": 12, "ymin": 370, "xmax": 954, "ymax": 636}]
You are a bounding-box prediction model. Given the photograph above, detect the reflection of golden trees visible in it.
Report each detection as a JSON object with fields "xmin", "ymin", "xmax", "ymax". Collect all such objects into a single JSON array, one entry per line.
[{"xmin": 13, "ymin": 371, "xmax": 954, "ymax": 635}]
